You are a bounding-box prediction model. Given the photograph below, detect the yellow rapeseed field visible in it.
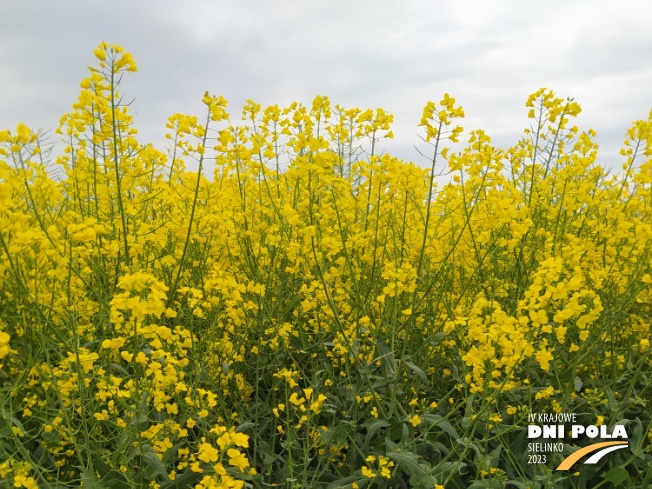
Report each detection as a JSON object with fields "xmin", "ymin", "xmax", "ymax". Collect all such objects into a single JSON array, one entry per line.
[{"xmin": 1, "ymin": 43, "xmax": 651, "ymax": 488}]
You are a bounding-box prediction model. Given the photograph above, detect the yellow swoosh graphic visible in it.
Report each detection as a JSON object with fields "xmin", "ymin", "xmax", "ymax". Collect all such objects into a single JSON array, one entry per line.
[{"xmin": 556, "ymin": 441, "xmax": 628, "ymax": 470}]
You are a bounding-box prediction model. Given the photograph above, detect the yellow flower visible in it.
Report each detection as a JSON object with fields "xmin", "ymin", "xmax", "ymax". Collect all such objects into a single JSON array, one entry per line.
[
  {"xmin": 0, "ymin": 332, "xmax": 15, "ymax": 359},
  {"xmin": 231, "ymin": 432, "xmax": 249, "ymax": 448},
  {"xmin": 94, "ymin": 410, "xmax": 109, "ymax": 421},
  {"xmin": 227, "ymin": 448, "xmax": 249, "ymax": 471},
  {"xmin": 197, "ymin": 443, "xmax": 219, "ymax": 463},
  {"xmin": 535, "ymin": 347, "xmax": 554, "ymax": 372}
]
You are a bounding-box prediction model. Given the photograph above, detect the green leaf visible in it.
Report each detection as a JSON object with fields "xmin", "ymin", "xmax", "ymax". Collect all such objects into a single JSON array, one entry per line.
[
  {"xmin": 385, "ymin": 435, "xmax": 401, "ymax": 451},
  {"xmin": 80, "ymin": 469, "xmax": 110, "ymax": 489},
  {"xmin": 376, "ymin": 338, "xmax": 397, "ymax": 378},
  {"xmin": 573, "ymin": 376, "xmax": 582, "ymax": 392},
  {"xmin": 466, "ymin": 482, "xmax": 492, "ymax": 489},
  {"xmin": 428, "ymin": 332, "xmax": 447, "ymax": 346},
  {"xmin": 1, "ymin": 409, "xmax": 26, "ymax": 434},
  {"xmin": 402, "ymin": 355, "xmax": 429, "ymax": 384},
  {"xmin": 141, "ymin": 444, "xmax": 171, "ymax": 481},
  {"xmin": 363, "ymin": 418, "xmax": 391, "ymax": 452},
  {"xmin": 431, "ymin": 461, "xmax": 467, "ymax": 481},
  {"xmin": 490, "ymin": 444, "xmax": 502, "ymax": 467},
  {"xmin": 409, "ymin": 473, "xmax": 440, "ymax": 489},
  {"xmin": 640, "ymin": 465, "xmax": 652, "ymax": 487},
  {"xmin": 110, "ymin": 362, "xmax": 129, "ymax": 376},
  {"xmin": 457, "ymin": 439, "xmax": 482, "ymax": 461},
  {"xmin": 465, "ymin": 395, "xmax": 475, "ymax": 418},
  {"xmin": 401, "ymin": 422, "xmax": 410, "ymax": 445},
  {"xmin": 235, "ymin": 421, "xmax": 255, "ymax": 432},
  {"xmin": 326, "ymin": 474, "xmax": 368, "ymax": 489},
  {"xmin": 629, "ymin": 417, "xmax": 644, "ymax": 457},
  {"xmin": 387, "ymin": 450, "xmax": 428, "ymax": 477},
  {"xmin": 605, "ymin": 387, "xmax": 618, "ymax": 411},
  {"xmin": 601, "ymin": 467, "xmax": 629, "ymax": 485},
  {"xmin": 423, "ymin": 414, "xmax": 459, "ymax": 439},
  {"xmin": 505, "ymin": 481, "xmax": 530, "ymax": 489},
  {"xmin": 129, "ymin": 390, "xmax": 150, "ymax": 429}
]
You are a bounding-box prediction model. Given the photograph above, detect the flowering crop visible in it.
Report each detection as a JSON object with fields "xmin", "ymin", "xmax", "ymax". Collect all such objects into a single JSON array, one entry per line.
[{"xmin": 1, "ymin": 43, "xmax": 651, "ymax": 488}]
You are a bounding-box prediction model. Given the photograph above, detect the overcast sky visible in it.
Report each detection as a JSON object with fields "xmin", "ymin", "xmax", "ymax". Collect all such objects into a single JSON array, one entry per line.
[{"xmin": 2, "ymin": 0, "xmax": 651, "ymax": 174}]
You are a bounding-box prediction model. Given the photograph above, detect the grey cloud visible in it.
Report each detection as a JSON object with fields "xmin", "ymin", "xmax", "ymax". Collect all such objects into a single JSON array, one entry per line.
[{"xmin": 1, "ymin": 0, "xmax": 651, "ymax": 172}]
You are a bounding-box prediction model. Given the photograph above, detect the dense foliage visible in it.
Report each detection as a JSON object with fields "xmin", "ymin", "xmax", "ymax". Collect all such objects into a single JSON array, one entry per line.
[{"xmin": 1, "ymin": 43, "xmax": 651, "ymax": 488}]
